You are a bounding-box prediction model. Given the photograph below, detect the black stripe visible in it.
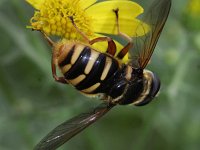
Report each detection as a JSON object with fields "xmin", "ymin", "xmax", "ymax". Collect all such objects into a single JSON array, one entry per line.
[
  {"xmin": 58, "ymin": 45, "xmax": 75, "ymax": 67},
  {"xmin": 93, "ymin": 57, "xmax": 119, "ymax": 93},
  {"xmin": 64, "ymin": 46, "xmax": 91, "ymax": 80},
  {"xmin": 76, "ymin": 53, "xmax": 106, "ymax": 91},
  {"xmin": 90, "ymin": 56, "xmax": 121, "ymax": 93},
  {"xmin": 105, "ymin": 58, "xmax": 119, "ymax": 81}
]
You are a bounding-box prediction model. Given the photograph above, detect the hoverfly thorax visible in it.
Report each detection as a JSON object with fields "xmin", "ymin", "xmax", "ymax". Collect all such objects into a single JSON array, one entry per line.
[{"xmin": 114, "ymin": 67, "xmax": 160, "ymax": 106}]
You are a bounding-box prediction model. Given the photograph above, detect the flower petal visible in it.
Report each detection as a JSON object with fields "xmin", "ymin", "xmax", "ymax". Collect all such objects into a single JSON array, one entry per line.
[
  {"xmin": 26, "ymin": 0, "xmax": 44, "ymax": 9},
  {"xmin": 86, "ymin": 1, "xmax": 143, "ymax": 18},
  {"xmin": 93, "ymin": 18, "xmax": 149, "ymax": 37},
  {"xmin": 86, "ymin": 1, "xmax": 149, "ymax": 37},
  {"xmin": 78, "ymin": 0, "xmax": 97, "ymax": 10}
]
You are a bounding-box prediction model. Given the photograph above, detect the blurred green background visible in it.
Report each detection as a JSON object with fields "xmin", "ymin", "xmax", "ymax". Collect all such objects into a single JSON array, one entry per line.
[{"xmin": 0, "ymin": 0, "xmax": 200, "ymax": 150}]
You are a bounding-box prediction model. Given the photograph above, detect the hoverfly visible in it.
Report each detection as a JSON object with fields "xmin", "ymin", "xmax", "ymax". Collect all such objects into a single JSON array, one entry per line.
[{"xmin": 34, "ymin": 0, "xmax": 171, "ymax": 149}]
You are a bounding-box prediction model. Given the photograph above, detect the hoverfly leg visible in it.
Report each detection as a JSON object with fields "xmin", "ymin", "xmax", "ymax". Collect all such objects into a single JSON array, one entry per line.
[
  {"xmin": 39, "ymin": 30, "xmax": 54, "ymax": 47},
  {"xmin": 38, "ymin": 30, "xmax": 67, "ymax": 84},
  {"xmin": 89, "ymin": 37, "xmax": 116, "ymax": 56},
  {"xmin": 113, "ymin": 9, "xmax": 133, "ymax": 59},
  {"xmin": 68, "ymin": 16, "xmax": 90, "ymax": 42},
  {"xmin": 52, "ymin": 50, "xmax": 68, "ymax": 84},
  {"xmin": 51, "ymin": 63, "xmax": 68, "ymax": 84},
  {"xmin": 69, "ymin": 16, "xmax": 116, "ymax": 56}
]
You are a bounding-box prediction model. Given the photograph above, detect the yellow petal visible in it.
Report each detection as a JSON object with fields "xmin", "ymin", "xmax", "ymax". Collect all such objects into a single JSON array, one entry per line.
[
  {"xmin": 26, "ymin": 0, "xmax": 44, "ymax": 9},
  {"xmin": 86, "ymin": 1, "xmax": 143, "ymax": 18},
  {"xmin": 86, "ymin": 1, "xmax": 147, "ymax": 37},
  {"xmin": 93, "ymin": 18, "xmax": 149, "ymax": 37},
  {"xmin": 78, "ymin": 0, "xmax": 97, "ymax": 9}
]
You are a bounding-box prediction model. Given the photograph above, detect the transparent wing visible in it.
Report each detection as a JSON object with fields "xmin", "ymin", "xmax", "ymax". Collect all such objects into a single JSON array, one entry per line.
[
  {"xmin": 34, "ymin": 103, "xmax": 115, "ymax": 150},
  {"xmin": 130, "ymin": 0, "xmax": 171, "ymax": 68}
]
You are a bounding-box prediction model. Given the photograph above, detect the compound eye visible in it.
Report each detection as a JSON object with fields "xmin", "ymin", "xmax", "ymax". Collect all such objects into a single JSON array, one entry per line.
[
  {"xmin": 150, "ymin": 73, "xmax": 161, "ymax": 97},
  {"xmin": 135, "ymin": 72, "xmax": 160, "ymax": 106}
]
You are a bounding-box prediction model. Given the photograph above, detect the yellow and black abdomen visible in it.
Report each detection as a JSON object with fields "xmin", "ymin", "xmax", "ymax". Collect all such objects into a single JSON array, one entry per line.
[{"xmin": 57, "ymin": 43, "xmax": 119, "ymax": 95}]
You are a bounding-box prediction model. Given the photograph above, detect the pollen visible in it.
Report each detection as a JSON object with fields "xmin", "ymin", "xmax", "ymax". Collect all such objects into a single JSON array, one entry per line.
[{"xmin": 29, "ymin": 0, "xmax": 93, "ymax": 40}]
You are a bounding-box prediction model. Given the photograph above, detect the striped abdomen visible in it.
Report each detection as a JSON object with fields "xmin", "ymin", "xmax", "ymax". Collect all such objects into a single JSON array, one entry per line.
[
  {"xmin": 57, "ymin": 42, "xmax": 119, "ymax": 95},
  {"xmin": 56, "ymin": 42, "xmax": 160, "ymax": 106}
]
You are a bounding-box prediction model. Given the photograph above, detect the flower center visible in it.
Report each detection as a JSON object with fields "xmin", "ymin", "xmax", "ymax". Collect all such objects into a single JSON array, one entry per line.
[{"xmin": 30, "ymin": 0, "xmax": 93, "ymax": 40}]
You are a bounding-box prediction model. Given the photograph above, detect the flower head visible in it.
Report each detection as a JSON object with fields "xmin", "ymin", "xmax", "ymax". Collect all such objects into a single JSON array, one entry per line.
[
  {"xmin": 27, "ymin": 0, "xmax": 94, "ymax": 39},
  {"xmin": 26, "ymin": 0, "xmax": 149, "ymax": 62}
]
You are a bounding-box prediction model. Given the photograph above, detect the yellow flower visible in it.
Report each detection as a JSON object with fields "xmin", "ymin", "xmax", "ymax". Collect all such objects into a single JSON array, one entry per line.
[
  {"xmin": 184, "ymin": 0, "xmax": 200, "ymax": 30},
  {"xmin": 187, "ymin": 0, "xmax": 200, "ymax": 17},
  {"xmin": 26, "ymin": 0, "xmax": 149, "ymax": 63}
]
